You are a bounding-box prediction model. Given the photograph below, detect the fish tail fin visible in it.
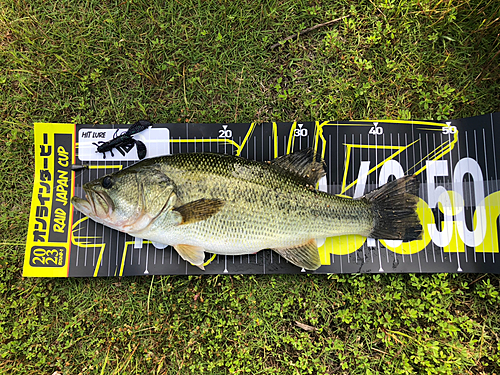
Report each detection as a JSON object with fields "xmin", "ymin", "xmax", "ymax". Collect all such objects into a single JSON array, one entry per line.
[{"xmin": 364, "ymin": 175, "xmax": 422, "ymax": 241}]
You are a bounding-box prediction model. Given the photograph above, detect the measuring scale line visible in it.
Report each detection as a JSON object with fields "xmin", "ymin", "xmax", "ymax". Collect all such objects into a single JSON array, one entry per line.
[
  {"xmin": 408, "ymin": 132, "xmax": 422, "ymax": 273},
  {"xmin": 490, "ymin": 114, "xmax": 497, "ymax": 264},
  {"xmin": 483, "ymin": 128, "xmax": 495, "ymax": 264},
  {"xmin": 458, "ymin": 131, "xmax": 468, "ymax": 265},
  {"xmin": 446, "ymin": 128, "xmax": 462, "ymax": 272}
]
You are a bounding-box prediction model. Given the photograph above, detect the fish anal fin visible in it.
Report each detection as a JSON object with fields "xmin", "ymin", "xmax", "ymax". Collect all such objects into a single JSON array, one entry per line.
[
  {"xmin": 174, "ymin": 244, "xmax": 206, "ymax": 270},
  {"xmin": 174, "ymin": 198, "xmax": 225, "ymax": 225},
  {"xmin": 270, "ymin": 148, "xmax": 326, "ymax": 185},
  {"xmin": 272, "ymin": 239, "xmax": 321, "ymax": 270}
]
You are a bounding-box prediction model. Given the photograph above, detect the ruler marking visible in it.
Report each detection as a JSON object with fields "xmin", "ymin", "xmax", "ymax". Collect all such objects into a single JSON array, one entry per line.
[
  {"xmin": 144, "ymin": 243, "xmax": 149, "ymax": 274},
  {"xmin": 328, "ymin": 133, "xmax": 334, "ymax": 265},
  {"xmin": 462, "ymin": 131, "xmax": 470, "ymax": 264},
  {"xmin": 423, "ymin": 133, "xmax": 433, "ymax": 263},
  {"xmin": 409, "ymin": 123, "xmax": 418, "ymax": 269},
  {"xmin": 412, "ymin": 130, "xmax": 422, "ymax": 272},
  {"xmin": 359, "ymin": 133, "xmax": 372, "ymax": 264},
  {"xmin": 448, "ymin": 127, "xmax": 462, "ymax": 271},
  {"xmin": 483, "ymin": 127, "xmax": 495, "ymax": 264},
  {"xmin": 474, "ymin": 129, "xmax": 485, "ymax": 264},
  {"xmin": 88, "ymin": 163, "xmax": 94, "ymax": 268},
  {"xmin": 392, "ymin": 132, "xmax": 404, "ymax": 264},
  {"xmin": 344, "ymin": 132, "xmax": 350, "ymax": 265},
  {"xmin": 354, "ymin": 132, "xmax": 360, "ymax": 264},
  {"xmin": 91, "ymin": 160, "xmax": 97, "ymax": 267},
  {"xmin": 490, "ymin": 114, "xmax": 497, "ymax": 264},
  {"xmin": 384, "ymin": 132, "xmax": 396, "ymax": 263}
]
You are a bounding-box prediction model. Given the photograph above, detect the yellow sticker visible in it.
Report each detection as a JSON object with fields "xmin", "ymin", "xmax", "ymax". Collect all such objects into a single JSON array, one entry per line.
[{"xmin": 23, "ymin": 123, "xmax": 75, "ymax": 277}]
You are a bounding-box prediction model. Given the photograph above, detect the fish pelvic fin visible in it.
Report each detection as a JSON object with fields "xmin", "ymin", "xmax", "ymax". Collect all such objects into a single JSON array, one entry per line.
[
  {"xmin": 272, "ymin": 239, "xmax": 321, "ymax": 270},
  {"xmin": 270, "ymin": 148, "xmax": 326, "ymax": 185},
  {"xmin": 363, "ymin": 175, "xmax": 423, "ymax": 241},
  {"xmin": 174, "ymin": 244, "xmax": 205, "ymax": 270},
  {"xmin": 174, "ymin": 198, "xmax": 225, "ymax": 225},
  {"xmin": 152, "ymin": 241, "xmax": 169, "ymax": 249}
]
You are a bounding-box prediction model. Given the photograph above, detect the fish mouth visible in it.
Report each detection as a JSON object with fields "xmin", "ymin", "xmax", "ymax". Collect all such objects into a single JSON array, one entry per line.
[
  {"xmin": 71, "ymin": 188, "xmax": 114, "ymax": 219},
  {"xmin": 71, "ymin": 195, "xmax": 93, "ymax": 216}
]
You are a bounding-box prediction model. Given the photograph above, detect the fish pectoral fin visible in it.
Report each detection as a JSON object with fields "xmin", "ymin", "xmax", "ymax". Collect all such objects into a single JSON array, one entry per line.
[
  {"xmin": 174, "ymin": 198, "xmax": 225, "ymax": 225},
  {"xmin": 174, "ymin": 244, "xmax": 206, "ymax": 270},
  {"xmin": 272, "ymin": 239, "xmax": 321, "ymax": 270},
  {"xmin": 151, "ymin": 241, "xmax": 169, "ymax": 249}
]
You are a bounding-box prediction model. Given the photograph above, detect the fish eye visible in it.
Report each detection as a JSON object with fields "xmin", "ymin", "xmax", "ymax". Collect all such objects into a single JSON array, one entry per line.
[{"xmin": 101, "ymin": 176, "xmax": 113, "ymax": 189}]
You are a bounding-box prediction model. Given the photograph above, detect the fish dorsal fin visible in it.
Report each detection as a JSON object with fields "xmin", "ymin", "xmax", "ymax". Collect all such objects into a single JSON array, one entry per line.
[
  {"xmin": 272, "ymin": 239, "xmax": 321, "ymax": 270},
  {"xmin": 174, "ymin": 244, "xmax": 206, "ymax": 270},
  {"xmin": 174, "ymin": 198, "xmax": 225, "ymax": 225},
  {"xmin": 270, "ymin": 148, "xmax": 326, "ymax": 185}
]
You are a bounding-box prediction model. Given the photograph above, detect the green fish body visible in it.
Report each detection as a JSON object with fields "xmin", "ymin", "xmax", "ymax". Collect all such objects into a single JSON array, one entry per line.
[{"xmin": 71, "ymin": 149, "xmax": 422, "ymax": 270}]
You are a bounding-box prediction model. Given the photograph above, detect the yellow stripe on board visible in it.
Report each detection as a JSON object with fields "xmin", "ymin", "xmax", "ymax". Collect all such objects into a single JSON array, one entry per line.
[
  {"xmin": 169, "ymin": 123, "xmax": 256, "ymax": 157},
  {"xmin": 312, "ymin": 120, "xmax": 457, "ymax": 195},
  {"xmin": 118, "ymin": 243, "xmax": 217, "ymax": 276},
  {"xmin": 170, "ymin": 138, "xmax": 240, "ymax": 147},
  {"xmin": 236, "ymin": 122, "xmax": 257, "ymax": 156},
  {"xmin": 118, "ymin": 240, "xmax": 151, "ymax": 277},
  {"xmin": 341, "ymin": 145, "xmax": 352, "ymax": 193},
  {"xmin": 407, "ymin": 141, "xmax": 449, "ymax": 173},
  {"xmin": 70, "ymin": 217, "xmax": 106, "ymax": 277},
  {"xmin": 286, "ymin": 121, "xmax": 297, "ymax": 154},
  {"xmin": 313, "ymin": 121, "xmax": 321, "ymax": 157},
  {"xmin": 204, "ymin": 253, "xmax": 217, "ymax": 267},
  {"xmin": 23, "ymin": 123, "xmax": 76, "ymax": 277},
  {"xmin": 318, "ymin": 121, "xmax": 328, "ymax": 160},
  {"xmin": 272, "ymin": 122, "xmax": 278, "ymax": 158},
  {"xmin": 414, "ymin": 131, "xmax": 459, "ymax": 176},
  {"xmin": 93, "ymin": 245, "xmax": 106, "ymax": 277},
  {"xmin": 320, "ymin": 121, "xmax": 372, "ymax": 127},
  {"xmin": 89, "ymin": 165, "xmax": 123, "ymax": 170},
  {"xmin": 118, "ymin": 242, "xmax": 133, "ymax": 276},
  {"xmin": 340, "ymin": 140, "xmax": 419, "ymax": 194},
  {"xmin": 358, "ymin": 119, "xmax": 446, "ymax": 127}
]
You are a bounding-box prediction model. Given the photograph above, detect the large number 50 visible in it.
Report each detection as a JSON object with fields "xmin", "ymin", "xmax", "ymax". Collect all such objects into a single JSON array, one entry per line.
[{"xmin": 426, "ymin": 158, "xmax": 486, "ymax": 247}]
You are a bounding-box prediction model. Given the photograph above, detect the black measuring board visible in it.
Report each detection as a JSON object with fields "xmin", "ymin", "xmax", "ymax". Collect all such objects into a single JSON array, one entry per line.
[{"xmin": 24, "ymin": 113, "xmax": 500, "ymax": 277}]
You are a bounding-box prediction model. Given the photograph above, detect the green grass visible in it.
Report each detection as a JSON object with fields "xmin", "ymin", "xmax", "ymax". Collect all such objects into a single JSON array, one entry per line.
[{"xmin": 1, "ymin": 0, "xmax": 500, "ymax": 373}]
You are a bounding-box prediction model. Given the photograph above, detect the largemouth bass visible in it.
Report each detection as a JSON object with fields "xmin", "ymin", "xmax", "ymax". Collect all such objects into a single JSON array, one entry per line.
[{"xmin": 71, "ymin": 149, "xmax": 422, "ymax": 270}]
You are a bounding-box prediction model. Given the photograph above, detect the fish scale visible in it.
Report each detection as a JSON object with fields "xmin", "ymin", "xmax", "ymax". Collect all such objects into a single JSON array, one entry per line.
[
  {"xmin": 152, "ymin": 153, "xmax": 372, "ymax": 251},
  {"xmin": 71, "ymin": 149, "xmax": 422, "ymax": 270}
]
